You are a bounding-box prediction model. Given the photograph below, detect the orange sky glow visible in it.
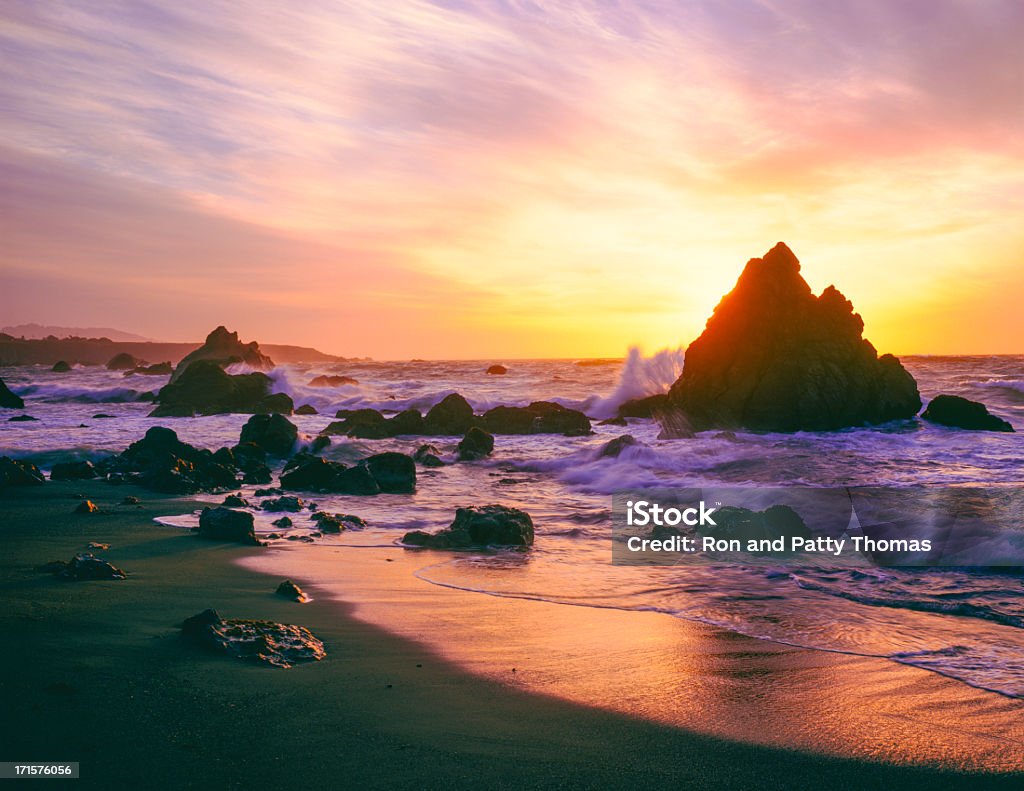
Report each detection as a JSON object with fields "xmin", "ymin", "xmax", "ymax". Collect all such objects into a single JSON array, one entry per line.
[{"xmin": 1, "ymin": 1, "xmax": 1022, "ymax": 358}]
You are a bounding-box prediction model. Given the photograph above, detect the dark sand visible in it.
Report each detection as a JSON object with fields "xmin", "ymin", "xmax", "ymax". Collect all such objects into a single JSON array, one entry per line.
[{"xmin": 1, "ymin": 481, "xmax": 1022, "ymax": 790}]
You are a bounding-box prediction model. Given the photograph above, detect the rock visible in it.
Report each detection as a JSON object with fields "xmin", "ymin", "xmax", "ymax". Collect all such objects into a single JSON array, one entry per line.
[
  {"xmin": 92, "ymin": 413, "xmax": 114, "ymax": 419},
  {"xmin": 106, "ymin": 352, "xmax": 143, "ymax": 370},
  {"xmin": 0, "ymin": 457, "xmax": 45, "ymax": 487},
  {"xmin": 74, "ymin": 500, "xmax": 100, "ymax": 514},
  {"xmin": 598, "ymin": 417, "xmax": 627, "ymax": 426},
  {"xmin": 386, "ymin": 408, "xmax": 425, "ymax": 436},
  {"xmin": 48, "ymin": 553, "xmax": 126, "ymax": 581},
  {"xmin": 278, "ymin": 457, "xmax": 380, "ymax": 495},
  {"xmin": 0, "ymin": 378, "xmax": 25, "ymax": 409},
  {"xmin": 9, "ymin": 414, "xmax": 38, "ymax": 422},
  {"xmin": 312, "ymin": 512, "xmax": 366, "ymax": 533},
  {"xmin": 322, "ymin": 409, "xmax": 387, "ymax": 437},
  {"xmin": 261, "ymin": 496, "xmax": 304, "ymax": 512},
  {"xmin": 482, "ymin": 402, "xmax": 591, "ymax": 436},
  {"xmin": 181, "ymin": 608, "xmax": 325, "ymax": 667},
  {"xmin": 457, "ymin": 427, "xmax": 494, "ymax": 460},
  {"xmin": 271, "ymin": 516, "xmax": 293, "ymax": 528},
  {"xmin": 696, "ymin": 505, "xmax": 812, "ymax": 549},
  {"xmin": 309, "ymin": 435, "xmax": 331, "ymax": 454},
  {"xmin": 364, "ymin": 452, "xmax": 416, "ymax": 493},
  {"xmin": 87, "ymin": 542, "xmax": 110, "ymax": 550},
  {"xmin": 596, "ymin": 434, "xmax": 638, "ymax": 459},
  {"xmin": 424, "ymin": 393, "xmax": 475, "ymax": 435},
  {"xmin": 52, "ymin": 360, "xmax": 72, "ymax": 372},
  {"xmin": 121, "ymin": 496, "xmax": 140, "ymax": 505},
  {"xmin": 221, "ymin": 494, "xmax": 250, "ymax": 508},
  {"xmin": 921, "ymin": 395, "xmax": 1014, "ymax": 432},
  {"xmin": 50, "ymin": 461, "xmax": 97, "ymax": 481},
  {"xmin": 617, "ymin": 394, "xmax": 669, "ymax": 419},
  {"xmin": 170, "ymin": 326, "xmax": 273, "ymax": 383},
  {"xmin": 666, "ymin": 243, "xmax": 921, "ymax": 431},
  {"xmin": 197, "ymin": 507, "xmax": 258, "ymax": 545},
  {"xmin": 275, "ymin": 580, "xmax": 308, "ymax": 602},
  {"xmin": 124, "ymin": 362, "xmax": 173, "ymax": 376},
  {"xmin": 486, "ymin": 364, "xmax": 508, "ymax": 375},
  {"xmin": 308, "ymin": 374, "xmax": 358, "ymax": 387},
  {"xmin": 97, "ymin": 426, "xmax": 239, "ymax": 493},
  {"xmin": 295, "ymin": 404, "xmax": 318, "ymax": 415},
  {"xmin": 413, "ymin": 444, "xmax": 444, "ymax": 467},
  {"xmin": 403, "ymin": 505, "xmax": 534, "ymax": 549},
  {"xmin": 239, "ymin": 413, "xmax": 298, "ymax": 456},
  {"xmin": 151, "ymin": 359, "xmax": 293, "ymax": 417}
]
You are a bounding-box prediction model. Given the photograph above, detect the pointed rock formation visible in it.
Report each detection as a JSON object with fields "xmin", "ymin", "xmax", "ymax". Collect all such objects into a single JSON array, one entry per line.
[
  {"xmin": 170, "ymin": 326, "xmax": 273, "ymax": 382},
  {"xmin": 667, "ymin": 243, "xmax": 921, "ymax": 432}
]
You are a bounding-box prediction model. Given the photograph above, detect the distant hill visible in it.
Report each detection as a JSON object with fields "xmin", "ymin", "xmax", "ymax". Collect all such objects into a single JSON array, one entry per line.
[
  {"xmin": 0, "ymin": 337, "xmax": 348, "ymax": 366},
  {"xmin": 1, "ymin": 324, "xmax": 154, "ymax": 342}
]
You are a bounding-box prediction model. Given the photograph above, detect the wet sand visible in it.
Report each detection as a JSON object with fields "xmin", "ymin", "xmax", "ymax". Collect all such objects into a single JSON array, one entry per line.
[{"xmin": 2, "ymin": 480, "xmax": 1022, "ymax": 789}]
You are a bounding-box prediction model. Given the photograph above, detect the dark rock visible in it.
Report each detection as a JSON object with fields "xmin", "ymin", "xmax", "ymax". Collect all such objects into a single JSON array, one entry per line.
[
  {"xmin": 414, "ymin": 444, "xmax": 442, "ymax": 461},
  {"xmin": 121, "ymin": 496, "xmax": 140, "ymax": 505},
  {"xmin": 197, "ymin": 507, "xmax": 258, "ymax": 545},
  {"xmin": 598, "ymin": 417, "xmax": 627, "ymax": 426},
  {"xmin": 617, "ymin": 394, "xmax": 669, "ymax": 419},
  {"xmin": 151, "ymin": 359, "xmax": 293, "ymax": 418},
  {"xmin": 280, "ymin": 457, "xmax": 345, "ymax": 491},
  {"xmin": 365, "ymin": 452, "xmax": 416, "ymax": 493},
  {"xmin": 482, "ymin": 402, "xmax": 591, "ymax": 436},
  {"xmin": 295, "ymin": 404, "xmax": 318, "ymax": 415},
  {"xmin": 0, "ymin": 378, "xmax": 25, "ymax": 409},
  {"xmin": 386, "ymin": 408, "xmax": 425, "ymax": 436},
  {"xmin": 239, "ymin": 413, "xmax": 298, "ymax": 456},
  {"xmin": 308, "ymin": 374, "xmax": 358, "ymax": 387},
  {"xmin": 322, "ymin": 409, "xmax": 387, "ymax": 437},
  {"xmin": 457, "ymin": 427, "xmax": 494, "ymax": 460},
  {"xmin": 254, "ymin": 487, "xmax": 282, "ymax": 497},
  {"xmin": 276, "ymin": 580, "xmax": 308, "ymax": 602},
  {"xmin": 0, "ymin": 457, "xmax": 45, "ymax": 487},
  {"xmin": 124, "ymin": 362, "xmax": 173, "ymax": 376},
  {"xmin": 98, "ymin": 426, "xmax": 238, "ymax": 493},
  {"xmin": 52, "ymin": 360, "xmax": 72, "ymax": 372},
  {"xmin": 74, "ymin": 499, "xmax": 100, "ymax": 514},
  {"xmin": 107, "ymin": 352, "xmax": 143, "ymax": 370},
  {"xmin": 309, "ymin": 435, "xmax": 331, "ymax": 454},
  {"xmin": 424, "ymin": 393, "xmax": 475, "ymax": 435},
  {"xmin": 403, "ymin": 505, "xmax": 534, "ymax": 549},
  {"xmin": 49, "ymin": 553, "xmax": 126, "ymax": 581},
  {"xmin": 666, "ymin": 243, "xmax": 921, "ymax": 431},
  {"xmin": 921, "ymin": 395, "xmax": 1014, "ymax": 432},
  {"xmin": 170, "ymin": 326, "xmax": 273, "ymax": 383},
  {"xmin": 221, "ymin": 494, "xmax": 250, "ymax": 508},
  {"xmin": 92, "ymin": 413, "xmax": 115, "ymax": 419},
  {"xmin": 9, "ymin": 414, "xmax": 38, "ymax": 422},
  {"xmin": 334, "ymin": 464, "xmax": 381, "ymax": 495},
  {"xmin": 697, "ymin": 505, "xmax": 812, "ymax": 549},
  {"xmin": 486, "ymin": 364, "xmax": 508, "ymax": 375},
  {"xmin": 596, "ymin": 434, "xmax": 638, "ymax": 458},
  {"xmin": 271, "ymin": 516, "xmax": 293, "ymax": 528},
  {"xmin": 181, "ymin": 608, "xmax": 325, "ymax": 667},
  {"xmin": 243, "ymin": 466, "xmax": 272, "ymax": 485},
  {"xmin": 51, "ymin": 461, "xmax": 97, "ymax": 481},
  {"xmin": 261, "ymin": 496, "xmax": 304, "ymax": 512}
]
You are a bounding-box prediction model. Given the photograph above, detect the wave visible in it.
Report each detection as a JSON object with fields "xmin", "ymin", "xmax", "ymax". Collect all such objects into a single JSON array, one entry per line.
[
  {"xmin": 15, "ymin": 383, "xmax": 154, "ymax": 403},
  {"xmin": 587, "ymin": 346, "xmax": 684, "ymax": 419}
]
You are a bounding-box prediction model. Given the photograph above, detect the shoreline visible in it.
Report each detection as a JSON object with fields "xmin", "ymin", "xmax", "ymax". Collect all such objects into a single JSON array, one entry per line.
[{"xmin": 2, "ymin": 481, "xmax": 1023, "ymax": 789}]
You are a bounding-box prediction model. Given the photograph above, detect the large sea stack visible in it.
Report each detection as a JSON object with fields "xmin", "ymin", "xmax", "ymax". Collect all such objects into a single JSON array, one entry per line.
[
  {"xmin": 170, "ymin": 326, "xmax": 273, "ymax": 383},
  {"xmin": 667, "ymin": 243, "xmax": 921, "ymax": 432}
]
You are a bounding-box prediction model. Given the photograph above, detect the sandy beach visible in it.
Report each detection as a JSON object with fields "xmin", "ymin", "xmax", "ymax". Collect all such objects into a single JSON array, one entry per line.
[{"xmin": 2, "ymin": 480, "xmax": 1022, "ymax": 790}]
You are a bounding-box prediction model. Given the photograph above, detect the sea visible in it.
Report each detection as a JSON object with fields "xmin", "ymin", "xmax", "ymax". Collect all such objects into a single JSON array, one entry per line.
[{"xmin": 2, "ymin": 350, "xmax": 1023, "ymax": 697}]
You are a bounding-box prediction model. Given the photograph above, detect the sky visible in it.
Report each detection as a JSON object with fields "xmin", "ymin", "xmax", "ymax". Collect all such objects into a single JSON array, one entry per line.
[{"xmin": 1, "ymin": 0, "xmax": 1022, "ymax": 358}]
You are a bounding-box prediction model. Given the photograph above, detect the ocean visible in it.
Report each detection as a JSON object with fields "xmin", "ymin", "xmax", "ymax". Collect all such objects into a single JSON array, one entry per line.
[{"xmin": 3, "ymin": 351, "xmax": 1023, "ymax": 697}]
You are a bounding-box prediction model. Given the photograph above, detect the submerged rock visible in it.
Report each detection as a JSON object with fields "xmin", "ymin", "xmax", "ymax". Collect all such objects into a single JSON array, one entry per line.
[
  {"xmin": 0, "ymin": 457, "xmax": 45, "ymax": 487},
  {"xmin": 403, "ymin": 505, "xmax": 534, "ymax": 549},
  {"xmin": 73, "ymin": 499, "xmax": 100, "ymax": 514},
  {"xmin": 106, "ymin": 352, "xmax": 143, "ymax": 370},
  {"xmin": 617, "ymin": 394, "xmax": 668, "ymax": 419},
  {"xmin": 596, "ymin": 434, "xmax": 638, "ymax": 459},
  {"xmin": 151, "ymin": 359, "xmax": 293, "ymax": 418},
  {"xmin": 275, "ymin": 580, "xmax": 308, "ymax": 602},
  {"xmin": 921, "ymin": 395, "xmax": 1014, "ymax": 432},
  {"xmin": 695, "ymin": 505, "xmax": 812, "ymax": 549},
  {"xmin": 181, "ymin": 608, "xmax": 325, "ymax": 667},
  {"xmin": 413, "ymin": 444, "xmax": 445, "ymax": 467},
  {"xmin": 221, "ymin": 494, "xmax": 250, "ymax": 508},
  {"xmin": 50, "ymin": 461, "xmax": 97, "ymax": 481},
  {"xmin": 170, "ymin": 326, "xmax": 273, "ymax": 383},
  {"xmin": 46, "ymin": 553, "xmax": 127, "ymax": 581},
  {"xmin": 308, "ymin": 374, "xmax": 358, "ymax": 387},
  {"xmin": 0, "ymin": 378, "xmax": 25, "ymax": 409},
  {"xmin": 197, "ymin": 506, "xmax": 258, "ymax": 545},
  {"xmin": 52, "ymin": 360, "xmax": 72, "ymax": 373},
  {"xmin": 124, "ymin": 362, "xmax": 173, "ymax": 376},
  {"xmin": 239, "ymin": 413, "xmax": 298, "ymax": 456},
  {"xmin": 666, "ymin": 243, "xmax": 921, "ymax": 432},
  {"xmin": 457, "ymin": 427, "xmax": 494, "ymax": 460},
  {"xmin": 486, "ymin": 364, "xmax": 508, "ymax": 375},
  {"xmin": 8, "ymin": 414, "xmax": 37, "ymax": 422}
]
